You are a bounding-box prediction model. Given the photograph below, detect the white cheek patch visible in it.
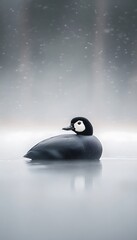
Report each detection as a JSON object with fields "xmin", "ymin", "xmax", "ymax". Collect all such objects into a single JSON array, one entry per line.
[{"xmin": 74, "ymin": 121, "xmax": 86, "ymax": 132}]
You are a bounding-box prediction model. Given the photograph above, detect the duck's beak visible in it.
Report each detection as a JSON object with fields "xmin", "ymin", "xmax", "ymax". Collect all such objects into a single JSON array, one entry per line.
[{"xmin": 62, "ymin": 125, "xmax": 74, "ymax": 131}]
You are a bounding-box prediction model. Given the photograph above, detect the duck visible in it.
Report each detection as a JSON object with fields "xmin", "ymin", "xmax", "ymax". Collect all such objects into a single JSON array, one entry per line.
[{"xmin": 24, "ymin": 117, "xmax": 103, "ymax": 160}]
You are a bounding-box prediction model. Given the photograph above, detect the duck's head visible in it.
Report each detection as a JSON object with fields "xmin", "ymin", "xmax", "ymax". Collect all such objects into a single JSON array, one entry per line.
[{"xmin": 62, "ymin": 117, "xmax": 93, "ymax": 136}]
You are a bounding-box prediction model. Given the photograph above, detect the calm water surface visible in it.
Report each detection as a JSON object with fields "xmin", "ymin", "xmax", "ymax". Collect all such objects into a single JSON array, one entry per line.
[
  {"xmin": 0, "ymin": 159, "xmax": 137, "ymax": 240},
  {"xmin": 0, "ymin": 131, "xmax": 137, "ymax": 240}
]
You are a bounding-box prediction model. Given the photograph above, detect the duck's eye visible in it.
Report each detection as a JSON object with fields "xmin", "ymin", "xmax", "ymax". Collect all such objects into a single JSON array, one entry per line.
[{"xmin": 77, "ymin": 121, "xmax": 81, "ymax": 125}]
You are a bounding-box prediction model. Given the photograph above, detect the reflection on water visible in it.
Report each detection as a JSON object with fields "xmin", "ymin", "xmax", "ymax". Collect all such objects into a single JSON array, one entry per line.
[
  {"xmin": 0, "ymin": 159, "xmax": 137, "ymax": 240},
  {"xmin": 0, "ymin": 159, "xmax": 102, "ymax": 240},
  {"xmin": 27, "ymin": 160, "xmax": 102, "ymax": 192}
]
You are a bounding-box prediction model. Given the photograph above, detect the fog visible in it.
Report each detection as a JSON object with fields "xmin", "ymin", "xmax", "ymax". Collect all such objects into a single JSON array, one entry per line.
[
  {"xmin": 1, "ymin": 0, "xmax": 137, "ymax": 158},
  {"xmin": 1, "ymin": 1, "xmax": 137, "ymax": 240},
  {"xmin": 0, "ymin": 0, "xmax": 137, "ymax": 130}
]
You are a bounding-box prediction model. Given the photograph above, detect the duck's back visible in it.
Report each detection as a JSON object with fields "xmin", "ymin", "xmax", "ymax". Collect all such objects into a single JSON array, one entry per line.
[
  {"xmin": 81, "ymin": 135, "xmax": 102, "ymax": 160},
  {"xmin": 24, "ymin": 134, "xmax": 83, "ymax": 160},
  {"xmin": 24, "ymin": 134, "xmax": 102, "ymax": 160}
]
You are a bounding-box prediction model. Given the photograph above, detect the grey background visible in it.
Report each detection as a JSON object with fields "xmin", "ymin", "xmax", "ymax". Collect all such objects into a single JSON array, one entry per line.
[
  {"xmin": 0, "ymin": 2, "xmax": 137, "ymax": 240},
  {"xmin": 0, "ymin": 0, "xmax": 137, "ymax": 130}
]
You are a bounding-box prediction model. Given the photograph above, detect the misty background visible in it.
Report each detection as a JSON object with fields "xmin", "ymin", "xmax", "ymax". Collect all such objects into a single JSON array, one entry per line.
[
  {"xmin": 1, "ymin": 3, "xmax": 137, "ymax": 240},
  {"xmin": 0, "ymin": 0, "xmax": 137, "ymax": 131}
]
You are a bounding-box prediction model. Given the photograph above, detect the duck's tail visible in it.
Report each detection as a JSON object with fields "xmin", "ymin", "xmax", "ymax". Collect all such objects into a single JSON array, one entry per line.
[{"xmin": 23, "ymin": 151, "xmax": 40, "ymax": 160}]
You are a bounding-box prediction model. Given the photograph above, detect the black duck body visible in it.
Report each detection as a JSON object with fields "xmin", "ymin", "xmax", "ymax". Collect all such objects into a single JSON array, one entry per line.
[
  {"xmin": 24, "ymin": 134, "xmax": 102, "ymax": 160},
  {"xmin": 24, "ymin": 117, "xmax": 103, "ymax": 161}
]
